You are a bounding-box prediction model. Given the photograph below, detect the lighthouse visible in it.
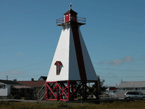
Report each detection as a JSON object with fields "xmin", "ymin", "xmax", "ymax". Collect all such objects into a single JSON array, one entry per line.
[{"xmin": 46, "ymin": 5, "xmax": 99, "ymax": 101}]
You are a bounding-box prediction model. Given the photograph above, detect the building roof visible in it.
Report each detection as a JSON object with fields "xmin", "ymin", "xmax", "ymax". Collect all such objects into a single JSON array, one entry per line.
[
  {"xmin": 64, "ymin": 9, "xmax": 77, "ymax": 15},
  {"xmin": 38, "ymin": 76, "xmax": 47, "ymax": 81},
  {"xmin": 17, "ymin": 81, "xmax": 45, "ymax": 87},
  {"xmin": 0, "ymin": 80, "xmax": 22, "ymax": 85},
  {"xmin": 13, "ymin": 86, "xmax": 33, "ymax": 89},
  {"xmin": 117, "ymin": 81, "xmax": 145, "ymax": 88}
]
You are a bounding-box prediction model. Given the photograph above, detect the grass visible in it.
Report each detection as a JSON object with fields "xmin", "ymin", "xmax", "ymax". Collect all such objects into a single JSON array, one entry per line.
[{"xmin": 0, "ymin": 100, "xmax": 145, "ymax": 109}]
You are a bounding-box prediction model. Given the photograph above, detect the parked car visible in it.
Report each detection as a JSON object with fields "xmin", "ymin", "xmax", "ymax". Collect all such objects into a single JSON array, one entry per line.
[{"xmin": 124, "ymin": 91, "xmax": 145, "ymax": 100}]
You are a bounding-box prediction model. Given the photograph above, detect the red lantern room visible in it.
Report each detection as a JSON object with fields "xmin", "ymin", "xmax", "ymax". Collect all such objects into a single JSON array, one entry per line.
[
  {"xmin": 56, "ymin": 5, "xmax": 86, "ymax": 26},
  {"xmin": 64, "ymin": 8, "xmax": 77, "ymax": 22}
]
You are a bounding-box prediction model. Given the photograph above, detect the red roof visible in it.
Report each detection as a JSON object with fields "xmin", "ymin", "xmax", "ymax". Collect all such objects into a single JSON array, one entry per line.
[
  {"xmin": 64, "ymin": 9, "xmax": 77, "ymax": 15},
  {"xmin": 109, "ymin": 87, "xmax": 117, "ymax": 90},
  {"xmin": 55, "ymin": 61, "xmax": 62, "ymax": 65},
  {"xmin": 17, "ymin": 81, "xmax": 45, "ymax": 87}
]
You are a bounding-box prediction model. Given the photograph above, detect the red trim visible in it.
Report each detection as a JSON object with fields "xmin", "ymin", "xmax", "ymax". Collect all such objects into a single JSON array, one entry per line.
[
  {"xmin": 46, "ymin": 83, "xmax": 57, "ymax": 98},
  {"xmin": 59, "ymin": 84, "xmax": 68, "ymax": 97},
  {"xmin": 55, "ymin": 61, "xmax": 62, "ymax": 65},
  {"xmin": 49, "ymin": 85, "xmax": 57, "ymax": 97},
  {"xmin": 46, "ymin": 81, "xmax": 98, "ymax": 101},
  {"xmin": 56, "ymin": 82, "xmax": 68, "ymax": 99},
  {"xmin": 60, "ymin": 99, "xmax": 68, "ymax": 101}
]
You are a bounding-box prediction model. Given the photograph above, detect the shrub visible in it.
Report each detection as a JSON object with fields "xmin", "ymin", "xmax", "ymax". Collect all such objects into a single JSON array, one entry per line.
[
  {"xmin": 12, "ymin": 95, "xmax": 21, "ymax": 99},
  {"xmin": 1, "ymin": 100, "xmax": 145, "ymax": 109},
  {"xmin": 57, "ymin": 102, "xmax": 73, "ymax": 109}
]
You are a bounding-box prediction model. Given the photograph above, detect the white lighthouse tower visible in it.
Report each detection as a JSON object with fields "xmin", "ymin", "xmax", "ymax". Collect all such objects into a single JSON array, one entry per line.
[{"xmin": 46, "ymin": 5, "xmax": 98, "ymax": 101}]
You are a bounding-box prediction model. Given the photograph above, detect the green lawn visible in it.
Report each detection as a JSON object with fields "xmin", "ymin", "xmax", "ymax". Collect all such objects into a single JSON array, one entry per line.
[{"xmin": 0, "ymin": 100, "xmax": 145, "ymax": 109}]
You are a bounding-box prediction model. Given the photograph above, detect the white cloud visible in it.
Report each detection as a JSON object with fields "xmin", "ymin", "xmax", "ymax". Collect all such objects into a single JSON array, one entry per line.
[
  {"xmin": 97, "ymin": 60, "xmax": 108, "ymax": 65},
  {"xmin": 0, "ymin": 73, "xmax": 4, "ymax": 75},
  {"xmin": 108, "ymin": 56, "xmax": 134, "ymax": 66},
  {"xmin": 10, "ymin": 70, "xmax": 19, "ymax": 74},
  {"xmin": 108, "ymin": 59, "xmax": 123, "ymax": 65},
  {"xmin": 16, "ymin": 52, "xmax": 23, "ymax": 56},
  {"xmin": 9, "ymin": 76, "xmax": 14, "ymax": 79},
  {"xmin": 142, "ymin": 54, "xmax": 145, "ymax": 59},
  {"xmin": 97, "ymin": 61, "xmax": 105, "ymax": 65},
  {"xmin": 123, "ymin": 56, "xmax": 133, "ymax": 62}
]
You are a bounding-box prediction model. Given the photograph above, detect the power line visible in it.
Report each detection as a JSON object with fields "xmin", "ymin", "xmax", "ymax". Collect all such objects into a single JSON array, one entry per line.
[
  {"xmin": 1, "ymin": 59, "xmax": 51, "ymax": 72},
  {"xmin": 94, "ymin": 67, "xmax": 145, "ymax": 72},
  {"xmin": 16, "ymin": 67, "xmax": 48, "ymax": 71}
]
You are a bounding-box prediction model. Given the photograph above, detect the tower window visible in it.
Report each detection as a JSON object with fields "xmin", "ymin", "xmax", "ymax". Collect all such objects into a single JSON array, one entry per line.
[{"xmin": 55, "ymin": 61, "xmax": 62, "ymax": 75}]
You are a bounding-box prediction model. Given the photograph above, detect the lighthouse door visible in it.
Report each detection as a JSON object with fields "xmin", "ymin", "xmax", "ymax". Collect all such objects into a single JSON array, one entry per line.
[{"xmin": 65, "ymin": 14, "xmax": 70, "ymax": 22}]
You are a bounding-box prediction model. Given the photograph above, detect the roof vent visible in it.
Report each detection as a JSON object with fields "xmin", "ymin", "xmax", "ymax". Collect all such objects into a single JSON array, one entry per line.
[{"xmin": 31, "ymin": 78, "xmax": 34, "ymax": 81}]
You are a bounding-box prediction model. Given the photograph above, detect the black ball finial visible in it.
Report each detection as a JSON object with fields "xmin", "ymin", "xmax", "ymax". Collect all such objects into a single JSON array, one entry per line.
[{"xmin": 70, "ymin": 3, "xmax": 72, "ymax": 10}]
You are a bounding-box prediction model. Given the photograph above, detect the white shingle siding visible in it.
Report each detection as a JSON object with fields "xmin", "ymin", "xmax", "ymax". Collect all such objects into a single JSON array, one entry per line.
[
  {"xmin": 46, "ymin": 27, "xmax": 70, "ymax": 81},
  {"xmin": 46, "ymin": 24, "xmax": 98, "ymax": 82}
]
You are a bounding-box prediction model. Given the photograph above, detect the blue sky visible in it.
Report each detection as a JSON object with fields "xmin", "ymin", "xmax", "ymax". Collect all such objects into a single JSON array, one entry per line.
[{"xmin": 0, "ymin": 0, "xmax": 145, "ymax": 86}]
